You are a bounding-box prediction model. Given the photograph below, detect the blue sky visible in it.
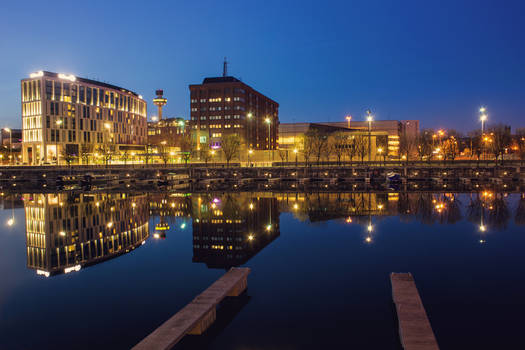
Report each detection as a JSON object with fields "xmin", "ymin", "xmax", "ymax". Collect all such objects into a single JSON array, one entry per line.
[{"xmin": 1, "ymin": 0, "xmax": 524, "ymax": 132}]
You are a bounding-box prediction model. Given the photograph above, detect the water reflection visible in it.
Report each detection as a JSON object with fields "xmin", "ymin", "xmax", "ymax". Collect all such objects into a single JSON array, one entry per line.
[
  {"xmin": 5, "ymin": 190, "xmax": 525, "ymax": 276},
  {"xmin": 23, "ymin": 193, "xmax": 149, "ymax": 277},
  {"xmin": 191, "ymin": 193, "xmax": 280, "ymax": 269}
]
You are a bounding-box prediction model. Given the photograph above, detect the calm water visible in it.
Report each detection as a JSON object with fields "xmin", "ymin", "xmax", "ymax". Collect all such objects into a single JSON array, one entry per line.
[{"xmin": 1, "ymin": 191, "xmax": 524, "ymax": 349}]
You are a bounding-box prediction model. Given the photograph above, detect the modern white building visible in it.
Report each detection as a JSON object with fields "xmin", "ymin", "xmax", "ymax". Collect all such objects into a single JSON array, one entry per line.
[{"xmin": 21, "ymin": 71, "xmax": 147, "ymax": 165}]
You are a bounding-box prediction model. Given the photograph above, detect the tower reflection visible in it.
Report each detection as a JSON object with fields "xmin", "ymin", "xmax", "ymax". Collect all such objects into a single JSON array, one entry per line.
[{"xmin": 24, "ymin": 193, "xmax": 149, "ymax": 277}]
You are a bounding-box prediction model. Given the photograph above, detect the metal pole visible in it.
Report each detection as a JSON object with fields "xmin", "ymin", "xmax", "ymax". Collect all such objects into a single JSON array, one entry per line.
[{"xmin": 9, "ymin": 129, "xmax": 12, "ymax": 165}]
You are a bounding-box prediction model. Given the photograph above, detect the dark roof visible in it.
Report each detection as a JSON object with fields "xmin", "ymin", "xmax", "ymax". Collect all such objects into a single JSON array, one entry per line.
[
  {"xmin": 202, "ymin": 76, "xmax": 241, "ymax": 84},
  {"xmin": 41, "ymin": 71, "xmax": 140, "ymax": 97}
]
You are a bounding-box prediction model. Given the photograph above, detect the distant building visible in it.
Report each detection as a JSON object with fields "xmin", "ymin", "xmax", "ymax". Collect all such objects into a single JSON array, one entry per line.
[
  {"xmin": 1, "ymin": 128, "xmax": 22, "ymax": 150},
  {"xmin": 147, "ymin": 117, "xmax": 188, "ymax": 148},
  {"xmin": 189, "ymin": 76, "xmax": 279, "ymax": 150},
  {"xmin": 317, "ymin": 120, "xmax": 419, "ymax": 157},
  {"xmin": 21, "ymin": 71, "xmax": 147, "ymax": 165},
  {"xmin": 279, "ymin": 122, "xmax": 389, "ymax": 161}
]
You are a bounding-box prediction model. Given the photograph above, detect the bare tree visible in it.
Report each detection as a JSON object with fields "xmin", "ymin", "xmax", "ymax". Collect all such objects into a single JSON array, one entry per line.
[
  {"xmin": 516, "ymin": 128, "xmax": 525, "ymax": 165},
  {"xmin": 399, "ymin": 133, "xmax": 416, "ymax": 164},
  {"xmin": 355, "ymin": 135, "xmax": 368, "ymax": 163},
  {"xmin": 303, "ymin": 132, "xmax": 316, "ymax": 167},
  {"xmin": 278, "ymin": 149, "xmax": 287, "ymax": 164},
  {"xmin": 97, "ymin": 144, "xmax": 115, "ymax": 166},
  {"xmin": 80, "ymin": 144, "xmax": 93, "ymax": 165},
  {"xmin": 157, "ymin": 145, "xmax": 170, "ymax": 166},
  {"xmin": 222, "ymin": 134, "xmax": 241, "ymax": 166},
  {"xmin": 330, "ymin": 132, "xmax": 347, "ymax": 165},
  {"xmin": 344, "ymin": 136, "xmax": 357, "ymax": 165},
  {"xmin": 120, "ymin": 149, "xmax": 130, "ymax": 165},
  {"xmin": 417, "ymin": 129, "xmax": 434, "ymax": 162},
  {"xmin": 60, "ymin": 148, "xmax": 76, "ymax": 166},
  {"xmin": 442, "ymin": 136, "xmax": 459, "ymax": 161},
  {"xmin": 180, "ymin": 133, "xmax": 195, "ymax": 165},
  {"xmin": 489, "ymin": 124, "xmax": 512, "ymax": 164},
  {"xmin": 199, "ymin": 147, "xmax": 212, "ymax": 166},
  {"xmin": 307, "ymin": 129, "xmax": 328, "ymax": 165}
]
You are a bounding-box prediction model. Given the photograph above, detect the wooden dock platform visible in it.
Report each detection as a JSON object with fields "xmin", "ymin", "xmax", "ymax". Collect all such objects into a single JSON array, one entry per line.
[
  {"xmin": 391, "ymin": 273, "xmax": 439, "ymax": 350},
  {"xmin": 133, "ymin": 267, "xmax": 250, "ymax": 350}
]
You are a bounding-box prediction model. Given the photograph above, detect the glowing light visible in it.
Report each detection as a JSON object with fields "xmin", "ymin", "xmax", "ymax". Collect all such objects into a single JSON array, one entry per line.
[
  {"xmin": 59, "ymin": 231, "xmax": 66, "ymax": 237},
  {"xmin": 247, "ymin": 113, "xmax": 253, "ymax": 118},
  {"xmin": 107, "ymin": 222, "xmax": 114, "ymax": 228},
  {"xmin": 153, "ymin": 233, "xmax": 160, "ymax": 239},
  {"xmin": 265, "ymin": 117, "xmax": 271, "ymax": 124},
  {"xmin": 180, "ymin": 223, "xmax": 186, "ymax": 229},
  {"xmin": 151, "ymin": 116, "xmax": 158, "ymax": 122},
  {"xmin": 58, "ymin": 73, "xmax": 76, "ymax": 82},
  {"xmin": 346, "ymin": 217, "xmax": 352, "ymax": 223},
  {"xmin": 249, "ymin": 203, "xmax": 254, "ymax": 210},
  {"xmin": 30, "ymin": 71, "xmax": 44, "ymax": 78},
  {"xmin": 7, "ymin": 218, "xmax": 14, "ymax": 226},
  {"xmin": 479, "ymin": 225, "xmax": 486, "ymax": 232},
  {"xmin": 64, "ymin": 265, "xmax": 81, "ymax": 274},
  {"xmin": 36, "ymin": 269, "xmax": 50, "ymax": 277},
  {"xmin": 365, "ymin": 236, "xmax": 372, "ymax": 243},
  {"xmin": 293, "ymin": 204, "xmax": 299, "ymax": 210},
  {"xmin": 293, "ymin": 149, "xmax": 298, "ymax": 154},
  {"xmin": 248, "ymin": 234, "xmax": 254, "ymax": 241},
  {"xmin": 248, "ymin": 149, "xmax": 253, "ymax": 154},
  {"xmin": 266, "ymin": 225, "xmax": 272, "ymax": 231},
  {"xmin": 367, "ymin": 225, "xmax": 373, "ymax": 232}
]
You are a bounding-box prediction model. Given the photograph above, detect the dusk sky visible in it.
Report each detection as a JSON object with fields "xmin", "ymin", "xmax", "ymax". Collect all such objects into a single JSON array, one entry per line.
[{"xmin": 1, "ymin": 0, "xmax": 524, "ymax": 132}]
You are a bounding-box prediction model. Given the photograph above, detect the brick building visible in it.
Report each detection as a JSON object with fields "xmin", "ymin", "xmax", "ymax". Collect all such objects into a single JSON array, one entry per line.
[{"xmin": 189, "ymin": 76, "xmax": 279, "ymax": 150}]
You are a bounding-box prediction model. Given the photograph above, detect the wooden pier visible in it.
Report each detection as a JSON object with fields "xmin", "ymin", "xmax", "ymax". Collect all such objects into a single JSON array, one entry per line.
[
  {"xmin": 391, "ymin": 273, "xmax": 439, "ymax": 350},
  {"xmin": 133, "ymin": 267, "xmax": 250, "ymax": 350}
]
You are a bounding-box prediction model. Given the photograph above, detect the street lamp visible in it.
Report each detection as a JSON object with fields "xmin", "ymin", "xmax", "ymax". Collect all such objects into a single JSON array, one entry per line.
[
  {"xmin": 366, "ymin": 110, "xmax": 373, "ymax": 161},
  {"xmin": 265, "ymin": 117, "xmax": 271, "ymax": 162},
  {"xmin": 55, "ymin": 120, "xmax": 63, "ymax": 165},
  {"xmin": 479, "ymin": 107, "xmax": 488, "ymax": 160},
  {"xmin": 248, "ymin": 149, "xmax": 253, "ymax": 166},
  {"xmin": 246, "ymin": 112, "xmax": 253, "ymax": 150},
  {"xmin": 377, "ymin": 147, "xmax": 383, "ymax": 165},
  {"xmin": 293, "ymin": 148, "xmax": 298, "ymax": 167},
  {"xmin": 3, "ymin": 128, "xmax": 12, "ymax": 165},
  {"xmin": 345, "ymin": 115, "xmax": 352, "ymax": 128}
]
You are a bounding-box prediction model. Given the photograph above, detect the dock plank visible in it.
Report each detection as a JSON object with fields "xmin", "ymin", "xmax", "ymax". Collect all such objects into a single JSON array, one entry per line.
[
  {"xmin": 133, "ymin": 267, "xmax": 250, "ymax": 350},
  {"xmin": 391, "ymin": 273, "xmax": 439, "ymax": 350}
]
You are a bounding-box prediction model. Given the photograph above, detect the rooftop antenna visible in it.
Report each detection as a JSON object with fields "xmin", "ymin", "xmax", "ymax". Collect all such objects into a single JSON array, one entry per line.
[{"xmin": 223, "ymin": 57, "xmax": 228, "ymax": 77}]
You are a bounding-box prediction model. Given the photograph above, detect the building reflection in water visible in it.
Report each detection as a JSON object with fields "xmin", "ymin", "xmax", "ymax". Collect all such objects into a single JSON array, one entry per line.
[
  {"xmin": 24, "ymin": 193, "xmax": 149, "ymax": 277},
  {"xmin": 149, "ymin": 193, "xmax": 192, "ymax": 238},
  {"xmin": 192, "ymin": 193, "xmax": 280, "ymax": 269}
]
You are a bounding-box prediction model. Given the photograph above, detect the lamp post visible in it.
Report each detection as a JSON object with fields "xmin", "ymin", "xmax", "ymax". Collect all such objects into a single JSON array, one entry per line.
[
  {"xmin": 345, "ymin": 115, "xmax": 352, "ymax": 129},
  {"xmin": 480, "ymin": 107, "xmax": 487, "ymax": 160},
  {"xmin": 3, "ymin": 128, "xmax": 12, "ymax": 165},
  {"xmin": 55, "ymin": 120, "xmax": 62, "ymax": 165},
  {"xmin": 247, "ymin": 112, "xmax": 253, "ymax": 150},
  {"xmin": 366, "ymin": 110, "xmax": 373, "ymax": 162},
  {"xmin": 294, "ymin": 148, "xmax": 298, "ymax": 167},
  {"xmin": 265, "ymin": 117, "xmax": 271, "ymax": 163},
  {"xmin": 104, "ymin": 122, "xmax": 112, "ymax": 165},
  {"xmin": 248, "ymin": 149, "xmax": 253, "ymax": 167}
]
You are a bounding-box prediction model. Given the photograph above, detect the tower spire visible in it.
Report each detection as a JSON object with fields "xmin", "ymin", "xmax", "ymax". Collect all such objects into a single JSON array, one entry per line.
[{"xmin": 223, "ymin": 57, "xmax": 228, "ymax": 77}]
